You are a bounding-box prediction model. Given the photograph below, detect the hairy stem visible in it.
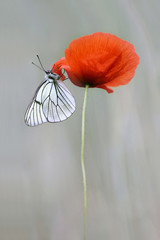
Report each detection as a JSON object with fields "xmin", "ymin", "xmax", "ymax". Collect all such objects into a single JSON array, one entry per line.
[{"xmin": 81, "ymin": 84, "xmax": 89, "ymax": 240}]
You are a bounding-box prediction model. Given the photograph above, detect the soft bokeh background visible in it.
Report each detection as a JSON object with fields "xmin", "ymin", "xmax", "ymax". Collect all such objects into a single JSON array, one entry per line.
[{"xmin": 1, "ymin": 0, "xmax": 160, "ymax": 239}]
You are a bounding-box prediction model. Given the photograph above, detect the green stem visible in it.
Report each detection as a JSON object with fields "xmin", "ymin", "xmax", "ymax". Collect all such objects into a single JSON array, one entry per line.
[{"xmin": 81, "ymin": 84, "xmax": 89, "ymax": 240}]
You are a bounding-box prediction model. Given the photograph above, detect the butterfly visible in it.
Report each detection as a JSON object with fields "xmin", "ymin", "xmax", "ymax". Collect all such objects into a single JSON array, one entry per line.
[{"xmin": 25, "ymin": 55, "xmax": 76, "ymax": 127}]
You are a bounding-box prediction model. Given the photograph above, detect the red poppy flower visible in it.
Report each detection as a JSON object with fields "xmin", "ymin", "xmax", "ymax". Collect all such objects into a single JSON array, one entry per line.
[{"xmin": 53, "ymin": 32, "xmax": 139, "ymax": 93}]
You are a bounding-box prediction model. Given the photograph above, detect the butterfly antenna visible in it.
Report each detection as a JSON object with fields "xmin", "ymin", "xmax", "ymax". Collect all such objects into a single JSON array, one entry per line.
[
  {"xmin": 32, "ymin": 62, "xmax": 45, "ymax": 72},
  {"xmin": 36, "ymin": 55, "xmax": 46, "ymax": 72}
]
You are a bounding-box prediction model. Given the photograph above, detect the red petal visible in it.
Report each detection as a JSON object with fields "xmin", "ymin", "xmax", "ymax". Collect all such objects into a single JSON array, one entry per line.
[
  {"xmin": 52, "ymin": 57, "xmax": 66, "ymax": 80},
  {"xmin": 64, "ymin": 32, "xmax": 139, "ymax": 88},
  {"xmin": 96, "ymin": 84, "xmax": 114, "ymax": 93}
]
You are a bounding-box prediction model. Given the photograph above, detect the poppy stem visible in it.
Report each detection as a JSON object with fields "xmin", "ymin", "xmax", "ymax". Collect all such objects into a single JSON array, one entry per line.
[{"xmin": 81, "ymin": 84, "xmax": 89, "ymax": 240}]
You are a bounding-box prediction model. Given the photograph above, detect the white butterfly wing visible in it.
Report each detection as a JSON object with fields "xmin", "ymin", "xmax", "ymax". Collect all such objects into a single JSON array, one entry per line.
[
  {"xmin": 25, "ymin": 80, "xmax": 48, "ymax": 126},
  {"xmin": 25, "ymin": 79, "xmax": 76, "ymax": 126},
  {"xmin": 42, "ymin": 79, "xmax": 76, "ymax": 122}
]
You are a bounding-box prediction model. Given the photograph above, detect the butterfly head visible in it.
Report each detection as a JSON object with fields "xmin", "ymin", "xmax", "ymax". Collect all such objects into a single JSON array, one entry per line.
[{"xmin": 45, "ymin": 70, "xmax": 60, "ymax": 81}]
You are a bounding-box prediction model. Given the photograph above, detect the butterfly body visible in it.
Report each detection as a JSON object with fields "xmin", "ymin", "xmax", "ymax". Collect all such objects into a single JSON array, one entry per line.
[{"xmin": 25, "ymin": 68, "xmax": 76, "ymax": 127}]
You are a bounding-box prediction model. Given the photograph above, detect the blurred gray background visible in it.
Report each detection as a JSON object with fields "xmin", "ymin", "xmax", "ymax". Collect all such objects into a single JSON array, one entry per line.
[{"xmin": 0, "ymin": 0, "xmax": 160, "ymax": 239}]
